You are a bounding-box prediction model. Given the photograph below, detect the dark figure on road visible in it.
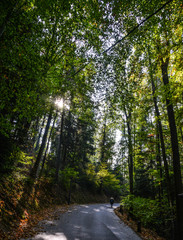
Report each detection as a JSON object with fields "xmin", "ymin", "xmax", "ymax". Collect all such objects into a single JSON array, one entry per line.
[{"xmin": 110, "ymin": 197, "xmax": 114, "ymax": 208}]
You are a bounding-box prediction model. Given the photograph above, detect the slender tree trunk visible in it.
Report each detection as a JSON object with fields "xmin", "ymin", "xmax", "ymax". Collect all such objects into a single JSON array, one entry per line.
[
  {"xmin": 30, "ymin": 109, "xmax": 52, "ymax": 180},
  {"xmin": 35, "ymin": 115, "xmax": 46, "ymax": 152},
  {"xmin": 125, "ymin": 109, "xmax": 133, "ymax": 194},
  {"xmin": 39, "ymin": 112, "xmax": 57, "ymax": 178},
  {"xmin": 152, "ymin": 79, "xmax": 174, "ymax": 204},
  {"xmin": 32, "ymin": 117, "xmax": 40, "ymax": 145},
  {"xmin": 161, "ymin": 57, "xmax": 183, "ymax": 240},
  {"xmin": 156, "ymin": 131, "xmax": 163, "ymax": 202},
  {"xmin": 101, "ymin": 122, "xmax": 106, "ymax": 163},
  {"xmin": 61, "ymin": 144, "xmax": 67, "ymax": 170},
  {"xmin": 148, "ymin": 49, "xmax": 173, "ymax": 205},
  {"xmin": 16, "ymin": 108, "xmax": 52, "ymax": 214},
  {"xmin": 55, "ymin": 109, "xmax": 65, "ymax": 182}
]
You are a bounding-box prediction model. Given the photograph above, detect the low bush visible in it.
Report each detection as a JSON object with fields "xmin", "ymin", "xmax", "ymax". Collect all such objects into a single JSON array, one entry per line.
[{"xmin": 121, "ymin": 195, "xmax": 175, "ymax": 239}]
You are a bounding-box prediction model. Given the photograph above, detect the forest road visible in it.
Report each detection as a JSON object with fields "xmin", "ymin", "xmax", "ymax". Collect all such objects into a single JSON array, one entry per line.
[{"xmin": 22, "ymin": 203, "xmax": 142, "ymax": 240}]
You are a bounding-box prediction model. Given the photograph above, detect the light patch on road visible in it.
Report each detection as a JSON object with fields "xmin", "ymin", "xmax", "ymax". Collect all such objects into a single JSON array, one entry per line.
[
  {"xmin": 81, "ymin": 211, "xmax": 89, "ymax": 214},
  {"xmin": 80, "ymin": 205, "xmax": 89, "ymax": 208},
  {"xmin": 93, "ymin": 208, "xmax": 100, "ymax": 212},
  {"xmin": 99, "ymin": 206, "xmax": 106, "ymax": 210},
  {"xmin": 35, "ymin": 232, "xmax": 67, "ymax": 240},
  {"xmin": 74, "ymin": 225, "xmax": 81, "ymax": 229}
]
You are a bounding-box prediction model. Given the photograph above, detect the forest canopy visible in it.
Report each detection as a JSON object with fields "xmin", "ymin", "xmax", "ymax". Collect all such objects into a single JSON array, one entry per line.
[{"xmin": 0, "ymin": 0, "xmax": 183, "ymax": 239}]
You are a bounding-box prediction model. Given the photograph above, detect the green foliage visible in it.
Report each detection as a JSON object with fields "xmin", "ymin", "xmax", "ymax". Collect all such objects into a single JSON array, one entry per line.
[
  {"xmin": 76, "ymin": 163, "xmax": 122, "ymax": 197},
  {"xmin": 83, "ymin": 163, "xmax": 98, "ymax": 190},
  {"xmin": 97, "ymin": 164, "xmax": 121, "ymax": 197},
  {"xmin": 0, "ymin": 135, "xmax": 19, "ymax": 177},
  {"xmin": 134, "ymin": 167, "xmax": 155, "ymax": 198},
  {"xmin": 13, "ymin": 152, "xmax": 33, "ymax": 180},
  {"xmin": 0, "ymin": 134, "xmax": 33, "ymax": 181},
  {"xmin": 121, "ymin": 195, "xmax": 175, "ymax": 237},
  {"xmin": 0, "ymin": 1, "xmax": 182, "ymax": 238},
  {"xmin": 60, "ymin": 167, "xmax": 79, "ymax": 190}
]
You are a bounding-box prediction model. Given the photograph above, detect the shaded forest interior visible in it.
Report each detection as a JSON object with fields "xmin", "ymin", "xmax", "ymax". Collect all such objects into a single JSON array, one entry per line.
[{"xmin": 0, "ymin": 0, "xmax": 183, "ymax": 239}]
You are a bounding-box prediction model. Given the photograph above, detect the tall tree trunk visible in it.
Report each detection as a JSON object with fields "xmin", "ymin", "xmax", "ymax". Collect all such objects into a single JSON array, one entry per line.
[
  {"xmin": 35, "ymin": 115, "xmax": 46, "ymax": 152},
  {"xmin": 156, "ymin": 131, "xmax": 163, "ymax": 202},
  {"xmin": 55, "ymin": 109, "xmax": 65, "ymax": 182},
  {"xmin": 30, "ymin": 109, "xmax": 52, "ymax": 180},
  {"xmin": 16, "ymin": 108, "xmax": 52, "ymax": 214},
  {"xmin": 124, "ymin": 109, "xmax": 133, "ymax": 194},
  {"xmin": 152, "ymin": 78, "xmax": 174, "ymax": 205},
  {"xmin": 100, "ymin": 122, "xmax": 106, "ymax": 163},
  {"xmin": 61, "ymin": 144, "xmax": 67, "ymax": 170},
  {"xmin": 32, "ymin": 117, "xmax": 40, "ymax": 145},
  {"xmin": 161, "ymin": 57, "xmax": 183, "ymax": 240},
  {"xmin": 39, "ymin": 112, "xmax": 57, "ymax": 178},
  {"xmin": 148, "ymin": 48, "xmax": 173, "ymax": 205}
]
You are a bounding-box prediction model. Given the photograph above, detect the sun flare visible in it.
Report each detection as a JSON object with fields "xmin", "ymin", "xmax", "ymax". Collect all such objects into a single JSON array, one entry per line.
[{"xmin": 55, "ymin": 98, "xmax": 64, "ymax": 109}]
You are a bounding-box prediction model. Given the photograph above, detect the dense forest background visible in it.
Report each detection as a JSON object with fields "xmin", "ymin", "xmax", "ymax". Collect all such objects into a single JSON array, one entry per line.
[{"xmin": 0, "ymin": 0, "xmax": 182, "ymax": 239}]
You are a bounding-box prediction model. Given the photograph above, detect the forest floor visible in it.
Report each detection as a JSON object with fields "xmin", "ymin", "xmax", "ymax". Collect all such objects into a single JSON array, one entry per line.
[
  {"xmin": 0, "ymin": 179, "xmax": 109, "ymax": 240},
  {"xmin": 0, "ymin": 204, "xmax": 167, "ymax": 240},
  {"xmin": 0, "ymin": 204, "xmax": 70, "ymax": 240}
]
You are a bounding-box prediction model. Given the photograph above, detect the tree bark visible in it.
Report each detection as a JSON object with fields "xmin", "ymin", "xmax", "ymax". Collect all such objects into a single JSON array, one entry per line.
[
  {"xmin": 161, "ymin": 57, "xmax": 183, "ymax": 240},
  {"xmin": 100, "ymin": 121, "xmax": 106, "ymax": 163},
  {"xmin": 55, "ymin": 109, "xmax": 65, "ymax": 182},
  {"xmin": 156, "ymin": 131, "xmax": 163, "ymax": 202},
  {"xmin": 30, "ymin": 109, "xmax": 52, "ymax": 180},
  {"xmin": 152, "ymin": 80, "xmax": 174, "ymax": 204},
  {"xmin": 32, "ymin": 117, "xmax": 40, "ymax": 145},
  {"xmin": 61, "ymin": 144, "xmax": 67, "ymax": 170},
  {"xmin": 124, "ymin": 108, "xmax": 133, "ymax": 194},
  {"xmin": 16, "ymin": 108, "xmax": 53, "ymax": 214},
  {"xmin": 147, "ymin": 48, "xmax": 173, "ymax": 205},
  {"xmin": 39, "ymin": 112, "xmax": 57, "ymax": 178},
  {"xmin": 34, "ymin": 115, "xmax": 46, "ymax": 152}
]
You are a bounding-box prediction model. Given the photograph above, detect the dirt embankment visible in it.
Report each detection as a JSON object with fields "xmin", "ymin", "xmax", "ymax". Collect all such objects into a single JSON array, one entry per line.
[{"xmin": 0, "ymin": 179, "xmax": 108, "ymax": 240}]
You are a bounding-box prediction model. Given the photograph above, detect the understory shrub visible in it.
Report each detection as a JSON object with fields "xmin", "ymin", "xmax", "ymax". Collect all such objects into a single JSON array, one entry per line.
[{"xmin": 121, "ymin": 195, "xmax": 175, "ymax": 239}]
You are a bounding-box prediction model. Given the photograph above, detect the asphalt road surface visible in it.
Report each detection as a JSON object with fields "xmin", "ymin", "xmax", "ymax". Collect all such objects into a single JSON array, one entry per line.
[{"xmin": 23, "ymin": 203, "xmax": 141, "ymax": 240}]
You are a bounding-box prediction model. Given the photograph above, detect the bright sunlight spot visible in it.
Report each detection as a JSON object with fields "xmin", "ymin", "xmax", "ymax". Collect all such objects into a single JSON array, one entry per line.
[{"xmin": 55, "ymin": 98, "xmax": 64, "ymax": 109}]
